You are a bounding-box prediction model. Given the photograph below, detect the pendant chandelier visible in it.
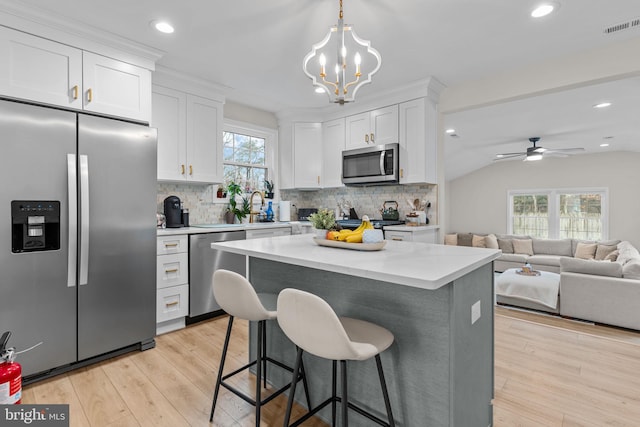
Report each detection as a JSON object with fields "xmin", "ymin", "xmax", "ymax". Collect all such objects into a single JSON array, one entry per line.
[{"xmin": 303, "ymin": 0, "xmax": 382, "ymax": 105}]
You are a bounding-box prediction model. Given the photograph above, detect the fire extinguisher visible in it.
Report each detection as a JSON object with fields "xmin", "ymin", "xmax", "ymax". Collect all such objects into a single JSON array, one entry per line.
[{"xmin": 0, "ymin": 331, "xmax": 22, "ymax": 404}]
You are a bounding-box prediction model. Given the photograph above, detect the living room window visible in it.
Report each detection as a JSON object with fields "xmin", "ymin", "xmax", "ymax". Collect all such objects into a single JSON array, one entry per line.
[
  {"xmin": 222, "ymin": 121, "xmax": 276, "ymax": 194},
  {"xmin": 508, "ymin": 188, "xmax": 608, "ymax": 240}
]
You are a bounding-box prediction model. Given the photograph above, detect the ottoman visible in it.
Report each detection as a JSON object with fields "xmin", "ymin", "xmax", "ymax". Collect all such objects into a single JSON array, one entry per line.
[{"xmin": 496, "ymin": 268, "xmax": 561, "ymax": 313}]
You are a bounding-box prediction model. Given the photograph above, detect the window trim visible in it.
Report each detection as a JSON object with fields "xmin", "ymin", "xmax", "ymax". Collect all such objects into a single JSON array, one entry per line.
[
  {"xmin": 223, "ymin": 119, "xmax": 277, "ymax": 196},
  {"xmin": 507, "ymin": 187, "xmax": 609, "ymax": 239}
]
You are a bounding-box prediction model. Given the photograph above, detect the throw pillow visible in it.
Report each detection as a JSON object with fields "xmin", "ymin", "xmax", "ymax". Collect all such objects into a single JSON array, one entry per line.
[
  {"xmin": 472, "ymin": 234, "xmax": 487, "ymax": 248},
  {"xmin": 497, "ymin": 238, "xmax": 514, "ymax": 254},
  {"xmin": 595, "ymin": 244, "xmax": 617, "ymax": 261},
  {"xmin": 457, "ymin": 233, "xmax": 473, "ymax": 247},
  {"xmin": 617, "ymin": 241, "xmax": 640, "ymax": 265},
  {"xmin": 512, "ymin": 239, "xmax": 533, "ymax": 256},
  {"xmin": 444, "ymin": 233, "xmax": 458, "ymax": 246},
  {"xmin": 604, "ymin": 250, "xmax": 619, "ymax": 262},
  {"xmin": 622, "ymin": 259, "xmax": 640, "ymax": 280},
  {"xmin": 485, "ymin": 234, "xmax": 499, "ymax": 249},
  {"xmin": 575, "ymin": 242, "xmax": 597, "ymax": 260}
]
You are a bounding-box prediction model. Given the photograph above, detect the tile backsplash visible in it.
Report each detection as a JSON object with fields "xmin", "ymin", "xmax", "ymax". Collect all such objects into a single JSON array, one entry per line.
[{"xmin": 157, "ymin": 182, "xmax": 437, "ymax": 225}]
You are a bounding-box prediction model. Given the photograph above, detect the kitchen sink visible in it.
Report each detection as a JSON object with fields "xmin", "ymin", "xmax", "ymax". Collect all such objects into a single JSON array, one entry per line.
[{"xmin": 191, "ymin": 224, "xmax": 242, "ymax": 228}]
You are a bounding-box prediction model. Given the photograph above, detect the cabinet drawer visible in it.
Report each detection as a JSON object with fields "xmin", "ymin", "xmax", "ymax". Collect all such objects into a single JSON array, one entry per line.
[
  {"xmin": 246, "ymin": 227, "xmax": 291, "ymax": 240},
  {"xmin": 157, "ymin": 253, "xmax": 188, "ymax": 288},
  {"xmin": 157, "ymin": 235, "xmax": 188, "ymax": 255},
  {"xmin": 157, "ymin": 284, "xmax": 189, "ymax": 323},
  {"xmin": 385, "ymin": 231, "xmax": 412, "ymax": 242}
]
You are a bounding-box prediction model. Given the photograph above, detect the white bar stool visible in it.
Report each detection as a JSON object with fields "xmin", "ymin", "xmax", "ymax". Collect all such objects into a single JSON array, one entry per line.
[
  {"xmin": 209, "ymin": 270, "xmax": 311, "ymax": 425},
  {"xmin": 277, "ymin": 288, "xmax": 396, "ymax": 427}
]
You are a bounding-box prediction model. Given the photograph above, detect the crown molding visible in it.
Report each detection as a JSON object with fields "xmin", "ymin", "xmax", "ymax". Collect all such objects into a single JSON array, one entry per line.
[
  {"xmin": 0, "ymin": 0, "xmax": 163, "ymax": 69},
  {"xmin": 153, "ymin": 65, "xmax": 228, "ymax": 103}
]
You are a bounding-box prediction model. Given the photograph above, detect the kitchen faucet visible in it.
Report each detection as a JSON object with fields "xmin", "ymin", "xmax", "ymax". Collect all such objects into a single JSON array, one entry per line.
[{"xmin": 249, "ymin": 191, "xmax": 265, "ymax": 223}]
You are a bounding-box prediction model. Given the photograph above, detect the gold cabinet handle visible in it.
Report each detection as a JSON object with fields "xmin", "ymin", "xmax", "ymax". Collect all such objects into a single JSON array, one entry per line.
[
  {"xmin": 72, "ymin": 85, "xmax": 79, "ymax": 100},
  {"xmin": 164, "ymin": 268, "xmax": 179, "ymax": 273},
  {"xmin": 181, "ymin": 164, "xmax": 185, "ymax": 175},
  {"xmin": 164, "ymin": 242, "xmax": 178, "ymax": 248},
  {"xmin": 400, "ymin": 168, "xmax": 404, "ymax": 178},
  {"xmin": 317, "ymin": 176, "xmax": 320, "ymax": 184},
  {"xmin": 370, "ymin": 133, "xmax": 374, "ymax": 143},
  {"xmin": 87, "ymin": 88, "xmax": 93, "ymax": 102},
  {"xmin": 189, "ymin": 165, "xmax": 193, "ymax": 175},
  {"xmin": 364, "ymin": 134, "xmax": 369, "ymax": 143},
  {"xmin": 392, "ymin": 237, "xmax": 403, "ymax": 241},
  {"xmin": 165, "ymin": 301, "xmax": 179, "ymax": 307}
]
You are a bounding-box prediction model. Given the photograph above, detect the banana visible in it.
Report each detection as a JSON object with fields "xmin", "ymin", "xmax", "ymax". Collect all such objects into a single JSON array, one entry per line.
[{"xmin": 344, "ymin": 216, "xmax": 374, "ymax": 243}]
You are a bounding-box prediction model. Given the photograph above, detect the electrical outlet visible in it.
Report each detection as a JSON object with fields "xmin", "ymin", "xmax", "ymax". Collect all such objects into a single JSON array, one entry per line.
[{"xmin": 471, "ymin": 300, "xmax": 481, "ymax": 324}]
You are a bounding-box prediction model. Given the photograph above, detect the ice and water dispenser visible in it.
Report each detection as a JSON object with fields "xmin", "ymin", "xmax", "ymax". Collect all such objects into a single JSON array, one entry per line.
[{"xmin": 11, "ymin": 201, "xmax": 61, "ymax": 253}]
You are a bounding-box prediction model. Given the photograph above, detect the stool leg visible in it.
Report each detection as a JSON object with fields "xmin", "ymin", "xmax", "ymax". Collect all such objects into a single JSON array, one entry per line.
[
  {"xmin": 375, "ymin": 354, "xmax": 395, "ymax": 427},
  {"xmin": 341, "ymin": 360, "xmax": 348, "ymax": 427},
  {"xmin": 256, "ymin": 320, "xmax": 263, "ymax": 426},
  {"xmin": 210, "ymin": 315, "xmax": 234, "ymax": 422},
  {"xmin": 262, "ymin": 320, "xmax": 268, "ymax": 389},
  {"xmin": 331, "ymin": 360, "xmax": 337, "ymax": 427},
  {"xmin": 283, "ymin": 346, "xmax": 303, "ymax": 427},
  {"xmin": 299, "ymin": 356, "xmax": 312, "ymax": 410}
]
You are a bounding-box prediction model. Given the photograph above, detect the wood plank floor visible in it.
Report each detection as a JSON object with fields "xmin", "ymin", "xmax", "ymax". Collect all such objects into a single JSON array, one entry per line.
[{"xmin": 22, "ymin": 307, "xmax": 640, "ymax": 426}]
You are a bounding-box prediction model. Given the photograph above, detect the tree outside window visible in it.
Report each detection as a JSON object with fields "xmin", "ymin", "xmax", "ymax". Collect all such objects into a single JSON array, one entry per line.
[{"xmin": 223, "ymin": 131, "xmax": 267, "ymax": 193}]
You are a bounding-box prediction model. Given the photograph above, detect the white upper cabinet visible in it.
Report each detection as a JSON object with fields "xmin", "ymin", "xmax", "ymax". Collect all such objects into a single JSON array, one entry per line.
[
  {"xmin": 0, "ymin": 26, "xmax": 82, "ymax": 109},
  {"xmin": 82, "ymin": 52, "xmax": 151, "ymax": 122},
  {"xmin": 152, "ymin": 85, "xmax": 222, "ymax": 183},
  {"xmin": 0, "ymin": 27, "xmax": 152, "ymax": 122},
  {"xmin": 321, "ymin": 118, "xmax": 346, "ymax": 188},
  {"xmin": 345, "ymin": 104, "xmax": 398, "ymax": 149},
  {"xmin": 293, "ymin": 122, "xmax": 322, "ymax": 189},
  {"xmin": 399, "ymin": 98, "xmax": 437, "ymax": 184}
]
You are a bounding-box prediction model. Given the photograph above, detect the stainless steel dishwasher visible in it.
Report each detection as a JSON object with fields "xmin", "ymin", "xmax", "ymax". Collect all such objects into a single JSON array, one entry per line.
[{"xmin": 189, "ymin": 231, "xmax": 246, "ymax": 319}]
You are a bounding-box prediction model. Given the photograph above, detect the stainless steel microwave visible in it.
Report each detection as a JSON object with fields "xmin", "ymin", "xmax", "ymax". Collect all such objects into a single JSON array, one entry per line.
[{"xmin": 342, "ymin": 143, "xmax": 399, "ymax": 185}]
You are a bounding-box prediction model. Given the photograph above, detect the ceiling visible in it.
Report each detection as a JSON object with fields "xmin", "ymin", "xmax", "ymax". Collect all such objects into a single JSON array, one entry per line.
[{"xmin": 7, "ymin": 0, "xmax": 640, "ymax": 179}]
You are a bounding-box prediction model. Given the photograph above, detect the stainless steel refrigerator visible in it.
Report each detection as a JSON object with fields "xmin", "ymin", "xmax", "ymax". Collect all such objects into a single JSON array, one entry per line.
[{"xmin": 0, "ymin": 99, "xmax": 157, "ymax": 380}]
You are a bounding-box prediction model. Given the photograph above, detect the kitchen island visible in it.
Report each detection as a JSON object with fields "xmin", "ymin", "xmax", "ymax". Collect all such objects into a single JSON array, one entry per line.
[{"xmin": 212, "ymin": 234, "xmax": 501, "ymax": 427}]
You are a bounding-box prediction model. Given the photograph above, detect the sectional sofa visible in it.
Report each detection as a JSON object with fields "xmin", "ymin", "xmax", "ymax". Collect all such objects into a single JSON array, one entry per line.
[{"xmin": 444, "ymin": 232, "xmax": 640, "ymax": 330}]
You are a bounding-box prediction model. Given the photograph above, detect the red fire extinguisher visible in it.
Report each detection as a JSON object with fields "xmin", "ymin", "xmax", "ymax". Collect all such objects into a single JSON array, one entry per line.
[{"xmin": 0, "ymin": 331, "xmax": 22, "ymax": 404}]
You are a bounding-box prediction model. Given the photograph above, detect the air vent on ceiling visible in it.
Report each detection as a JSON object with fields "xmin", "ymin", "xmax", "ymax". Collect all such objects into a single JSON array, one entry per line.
[{"xmin": 603, "ymin": 17, "xmax": 640, "ymax": 35}]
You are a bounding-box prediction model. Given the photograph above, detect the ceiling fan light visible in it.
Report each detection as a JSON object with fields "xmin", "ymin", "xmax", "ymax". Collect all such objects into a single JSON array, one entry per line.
[
  {"xmin": 526, "ymin": 153, "xmax": 543, "ymax": 161},
  {"xmin": 531, "ymin": 4, "xmax": 555, "ymax": 18}
]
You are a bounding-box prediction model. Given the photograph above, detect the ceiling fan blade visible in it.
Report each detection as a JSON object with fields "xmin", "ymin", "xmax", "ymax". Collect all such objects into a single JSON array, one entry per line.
[
  {"xmin": 545, "ymin": 147, "xmax": 585, "ymax": 153},
  {"xmin": 493, "ymin": 153, "xmax": 525, "ymax": 161},
  {"xmin": 496, "ymin": 152, "xmax": 526, "ymax": 156}
]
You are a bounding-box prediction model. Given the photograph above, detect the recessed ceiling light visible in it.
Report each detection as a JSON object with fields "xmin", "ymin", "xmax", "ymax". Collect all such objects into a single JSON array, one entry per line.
[
  {"xmin": 445, "ymin": 128, "xmax": 456, "ymax": 134},
  {"xmin": 600, "ymin": 143, "xmax": 610, "ymax": 147},
  {"xmin": 151, "ymin": 20, "xmax": 174, "ymax": 34},
  {"xmin": 496, "ymin": 154, "xmax": 504, "ymax": 158},
  {"xmin": 593, "ymin": 102, "xmax": 612, "ymax": 109},
  {"xmin": 315, "ymin": 87, "xmax": 325, "ymax": 94},
  {"xmin": 531, "ymin": 3, "xmax": 556, "ymax": 18}
]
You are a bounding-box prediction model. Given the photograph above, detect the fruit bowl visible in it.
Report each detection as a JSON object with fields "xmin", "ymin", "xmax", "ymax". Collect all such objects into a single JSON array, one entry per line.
[{"xmin": 312, "ymin": 237, "xmax": 386, "ymax": 251}]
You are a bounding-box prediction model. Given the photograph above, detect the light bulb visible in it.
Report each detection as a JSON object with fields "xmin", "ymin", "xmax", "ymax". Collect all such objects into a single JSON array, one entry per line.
[
  {"xmin": 531, "ymin": 4, "xmax": 554, "ymax": 18},
  {"xmin": 319, "ymin": 54, "xmax": 326, "ymax": 66},
  {"xmin": 354, "ymin": 52, "xmax": 361, "ymax": 65},
  {"xmin": 341, "ymin": 45, "xmax": 347, "ymax": 58}
]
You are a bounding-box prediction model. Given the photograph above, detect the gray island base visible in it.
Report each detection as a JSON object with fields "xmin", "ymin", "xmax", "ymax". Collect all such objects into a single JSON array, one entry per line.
[{"xmin": 212, "ymin": 235, "xmax": 499, "ymax": 427}]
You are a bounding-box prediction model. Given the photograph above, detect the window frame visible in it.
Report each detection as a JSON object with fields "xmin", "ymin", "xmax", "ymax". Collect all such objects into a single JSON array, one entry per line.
[
  {"xmin": 507, "ymin": 187, "xmax": 609, "ymax": 240},
  {"xmin": 222, "ymin": 119, "xmax": 277, "ymax": 197}
]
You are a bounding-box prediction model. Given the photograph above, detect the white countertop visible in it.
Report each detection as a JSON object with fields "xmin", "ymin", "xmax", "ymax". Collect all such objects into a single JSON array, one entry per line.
[
  {"xmin": 211, "ymin": 234, "xmax": 501, "ymax": 290},
  {"xmin": 157, "ymin": 222, "xmax": 301, "ymax": 236}
]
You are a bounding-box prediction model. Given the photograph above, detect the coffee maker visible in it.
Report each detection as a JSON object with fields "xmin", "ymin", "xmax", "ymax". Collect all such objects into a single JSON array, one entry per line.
[{"xmin": 163, "ymin": 195, "xmax": 183, "ymax": 228}]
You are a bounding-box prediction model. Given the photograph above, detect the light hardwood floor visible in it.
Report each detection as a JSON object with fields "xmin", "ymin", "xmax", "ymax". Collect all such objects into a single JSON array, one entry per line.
[{"xmin": 23, "ymin": 308, "xmax": 640, "ymax": 426}]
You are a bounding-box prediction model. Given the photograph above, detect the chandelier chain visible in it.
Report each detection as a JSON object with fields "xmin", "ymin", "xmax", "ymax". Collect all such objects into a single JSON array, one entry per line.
[{"xmin": 339, "ymin": 0, "xmax": 343, "ymax": 19}]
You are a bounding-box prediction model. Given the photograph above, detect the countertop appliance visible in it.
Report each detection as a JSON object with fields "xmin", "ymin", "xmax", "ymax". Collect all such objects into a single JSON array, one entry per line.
[
  {"xmin": 342, "ymin": 143, "xmax": 399, "ymax": 186},
  {"xmin": 0, "ymin": 99, "xmax": 157, "ymax": 382},
  {"xmin": 164, "ymin": 196, "xmax": 183, "ymax": 228},
  {"xmin": 297, "ymin": 208, "xmax": 318, "ymax": 221},
  {"xmin": 189, "ymin": 231, "xmax": 247, "ymax": 319}
]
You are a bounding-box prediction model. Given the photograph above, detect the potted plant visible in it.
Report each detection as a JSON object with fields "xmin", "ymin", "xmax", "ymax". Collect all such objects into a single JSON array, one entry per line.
[
  {"xmin": 216, "ymin": 186, "xmax": 225, "ymax": 198},
  {"xmin": 308, "ymin": 208, "xmax": 337, "ymax": 238},
  {"xmin": 225, "ymin": 181, "xmax": 250, "ymax": 223},
  {"xmin": 264, "ymin": 180, "xmax": 275, "ymax": 199}
]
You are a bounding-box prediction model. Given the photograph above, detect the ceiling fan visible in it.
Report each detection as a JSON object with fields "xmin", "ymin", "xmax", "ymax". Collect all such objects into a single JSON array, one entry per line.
[{"xmin": 494, "ymin": 137, "xmax": 585, "ymax": 162}]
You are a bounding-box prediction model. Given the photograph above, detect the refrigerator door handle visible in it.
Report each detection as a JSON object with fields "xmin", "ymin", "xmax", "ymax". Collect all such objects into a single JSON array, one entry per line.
[
  {"xmin": 79, "ymin": 155, "xmax": 90, "ymax": 286},
  {"xmin": 67, "ymin": 154, "xmax": 78, "ymax": 287}
]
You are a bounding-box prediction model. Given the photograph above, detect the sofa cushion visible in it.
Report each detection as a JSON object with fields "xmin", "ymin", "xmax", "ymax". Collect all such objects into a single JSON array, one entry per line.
[
  {"xmin": 532, "ymin": 238, "xmax": 572, "ymax": 256},
  {"xmin": 457, "ymin": 233, "xmax": 473, "ymax": 247},
  {"xmin": 575, "ymin": 242, "xmax": 597, "ymax": 260},
  {"xmin": 499, "ymin": 253, "xmax": 529, "ymax": 263},
  {"xmin": 497, "ymin": 239, "xmax": 514, "ymax": 254},
  {"xmin": 595, "ymin": 244, "xmax": 617, "ymax": 261},
  {"xmin": 496, "ymin": 234, "xmax": 531, "ymax": 240},
  {"xmin": 622, "ymin": 259, "xmax": 640, "ymax": 280},
  {"xmin": 617, "ymin": 241, "xmax": 640, "ymax": 265},
  {"xmin": 512, "ymin": 239, "xmax": 534, "ymax": 256},
  {"xmin": 472, "ymin": 234, "xmax": 487, "ymax": 248},
  {"xmin": 560, "ymin": 257, "xmax": 623, "ymax": 278},
  {"xmin": 485, "ymin": 234, "xmax": 499, "ymax": 249},
  {"xmin": 528, "ymin": 254, "xmax": 562, "ymax": 267},
  {"xmin": 444, "ymin": 233, "xmax": 458, "ymax": 246},
  {"xmin": 572, "ymin": 239, "xmax": 596, "ymax": 256},
  {"xmin": 604, "ymin": 250, "xmax": 619, "ymax": 262}
]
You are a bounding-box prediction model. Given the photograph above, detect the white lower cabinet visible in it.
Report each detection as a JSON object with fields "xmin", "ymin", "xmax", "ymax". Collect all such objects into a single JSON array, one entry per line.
[
  {"xmin": 156, "ymin": 235, "xmax": 189, "ymax": 335},
  {"xmin": 384, "ymin": 228, "xmax": 438, "ymax": 243}
]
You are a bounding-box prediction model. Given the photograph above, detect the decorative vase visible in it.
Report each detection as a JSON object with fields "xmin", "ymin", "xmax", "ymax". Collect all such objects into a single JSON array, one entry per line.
[
  {"xmin": 265, "ymin": 192, "xmax": 274, "ymax": 199},
  {"xmin": 313, "ymin": 227, "xmax": 327, "ymax": 239},
  {"xmin": 224, "ymin": 211, "xmax": 235, "ymax": 224}
]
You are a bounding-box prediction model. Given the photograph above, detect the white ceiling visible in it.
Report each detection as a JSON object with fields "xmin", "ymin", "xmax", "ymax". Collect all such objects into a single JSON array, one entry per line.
[{"xmin": 8, "ymin": 0, "xmax": 640, "ymax": 180}]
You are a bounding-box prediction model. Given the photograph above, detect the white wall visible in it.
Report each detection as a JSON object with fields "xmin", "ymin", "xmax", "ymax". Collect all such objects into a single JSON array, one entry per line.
[
  {"xmin": 446, "ymin": 151, "xmax": 640, "ymax": 248},
  {"xmin": 224, "ymin": 101, "xmax": 278, "ymax": 129}
]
